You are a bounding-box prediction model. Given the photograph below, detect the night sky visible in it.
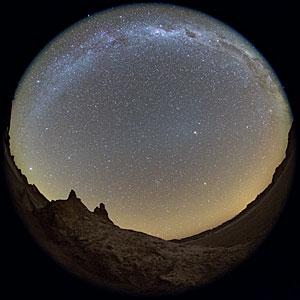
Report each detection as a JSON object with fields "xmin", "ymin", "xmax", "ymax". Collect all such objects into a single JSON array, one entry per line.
[{"xmin": 9, "ymin": 4, "xmax": 292, "ymax": 239}]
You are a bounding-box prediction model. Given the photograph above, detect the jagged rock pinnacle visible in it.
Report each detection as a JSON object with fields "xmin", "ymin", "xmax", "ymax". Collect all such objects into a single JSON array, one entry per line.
[
  {"xmin": 94, "ymin": 203, "xmax": 113, "ymax": 223},
  {"xmin": 94, "ymin": 203, "xmax": 108, "ymax": 217},
  {"xmin": 68, "ymin": 189, "xmax": 77, "ymax": 200}
]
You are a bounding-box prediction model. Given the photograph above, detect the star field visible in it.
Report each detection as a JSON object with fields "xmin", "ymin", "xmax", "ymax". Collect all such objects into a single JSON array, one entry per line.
[{"xmin": 10, "ymin": 4, "xmax": 292, "ymax": 239}]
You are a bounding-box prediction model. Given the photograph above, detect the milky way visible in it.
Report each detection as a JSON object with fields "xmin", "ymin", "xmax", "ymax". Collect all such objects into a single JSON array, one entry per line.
[{"xmin": 10, "ymin": 4, "xmax": 292, "ymax": 239}]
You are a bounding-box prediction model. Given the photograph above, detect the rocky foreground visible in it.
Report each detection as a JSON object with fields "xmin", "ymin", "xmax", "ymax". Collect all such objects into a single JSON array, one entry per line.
[
  {"xmin": 30, "ymin": 190, "xmax": 253, "ymax": 295},
  {"xmin": 3, "ymin": 123, "xmax": 295, "ymax": 295}
]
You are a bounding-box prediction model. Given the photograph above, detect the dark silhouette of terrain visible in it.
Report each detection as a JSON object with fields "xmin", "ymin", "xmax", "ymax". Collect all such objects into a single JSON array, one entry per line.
[
  {"xmin": 3, "ymin": 123, "xmax": 296, "ymax": 295},
  {"xmin": 171, "ymin": 123, "xmax": 296, "ymax": 247}
]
